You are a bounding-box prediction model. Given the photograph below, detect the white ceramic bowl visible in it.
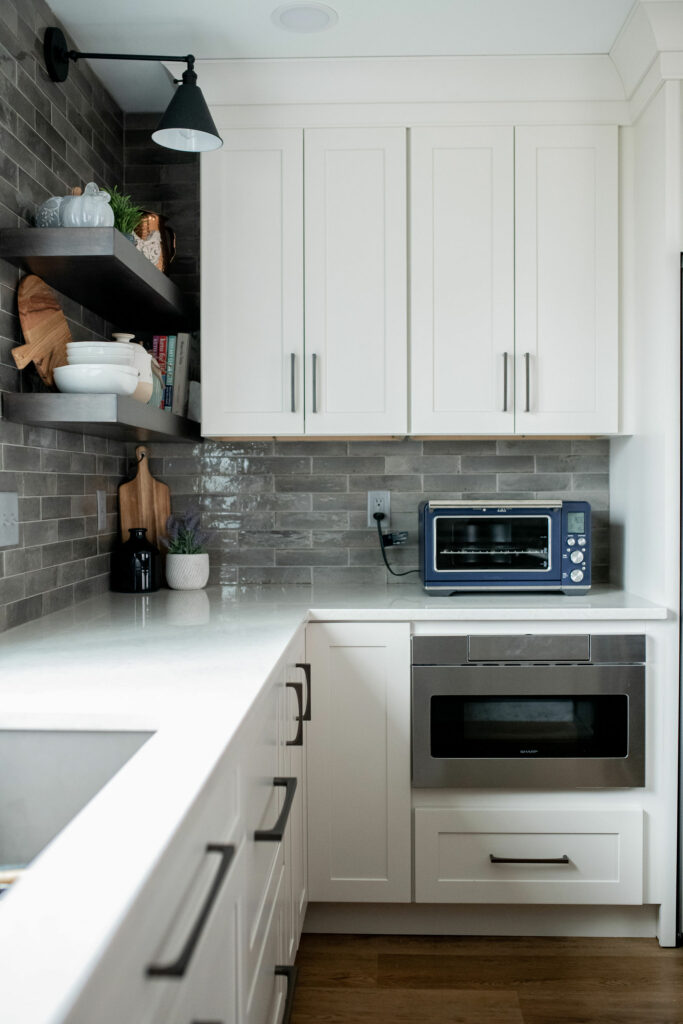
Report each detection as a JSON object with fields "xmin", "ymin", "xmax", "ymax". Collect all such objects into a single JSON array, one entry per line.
[
  {"xmin": 66, "ymin": 342, "xmax": 135, "ymax": 367},
  {"xmin": 54, "ymin": 363, "xmax": 139, "ymax": 396}
]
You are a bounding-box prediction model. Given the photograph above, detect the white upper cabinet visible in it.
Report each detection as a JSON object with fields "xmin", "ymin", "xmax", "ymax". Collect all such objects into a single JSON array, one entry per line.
[
  {"xmin": 202, "ymin": 121, "xmax": 618, "ymax": 438},
  {"xmin": 201, "ymin": 126, "xmax": 407, "ymax": 437},
  {"xmin": 304, "ymin": 128, "xmax": 407, "ymax": 435},
  {"xmin": 514, "ymin": 125, "xmax": 619, "ymax": 434},
  {"xmin": 201, "ymin": 128, "xmax": 304, "ymax": 437},
  {"xmin": 410, "ymin": 124, "xmax": 618, "ymax": 435},
  {"xmin": 410, "ymin": 126, "xmax": 515, "ymax": 435}
]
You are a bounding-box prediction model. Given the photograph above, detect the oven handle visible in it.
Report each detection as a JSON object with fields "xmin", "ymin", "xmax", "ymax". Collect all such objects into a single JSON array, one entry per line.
[{"xmin": 490, "ymin": 854, "xmax": 570, "ymax": 865}]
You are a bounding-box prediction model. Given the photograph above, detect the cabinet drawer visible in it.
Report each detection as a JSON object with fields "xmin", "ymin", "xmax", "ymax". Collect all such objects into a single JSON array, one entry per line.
[
  {"xmin": 414, "ymin": 808, "xmax": 643, "ymax": 905},
  {"xmin": 245, "ymin": 851, "xmax": 285, "ymax": 1024}
]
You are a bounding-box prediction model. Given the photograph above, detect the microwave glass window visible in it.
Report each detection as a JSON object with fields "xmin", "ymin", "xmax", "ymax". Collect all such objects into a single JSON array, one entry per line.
[
  {"xmin": 430, "ymin": 694, "xmax": 628, "ymax": 759},
  {"xmin": 434, "ymin": 516, "xmax": 551, "ymax": 572},
  {"xmin": 567, "ymin": 511, "xmax": 586, "ymax": 534}
]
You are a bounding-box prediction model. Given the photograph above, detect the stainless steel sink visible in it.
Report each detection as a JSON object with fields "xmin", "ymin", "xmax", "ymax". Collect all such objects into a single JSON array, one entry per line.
[{"xmin": 0, "ymin": 729, "xmax": 152, "ymax": 877}]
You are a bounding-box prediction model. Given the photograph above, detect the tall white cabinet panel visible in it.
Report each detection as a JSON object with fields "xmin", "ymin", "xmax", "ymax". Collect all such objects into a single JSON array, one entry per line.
[
  {"xmin": 201, "ymin": 128, "xmax": 304, "ymax": 436},
  {"xmin": 306, "ymin": 622, "xmax": 411, "ymax": 902},
  {"xmin": 410, "ymin": 127, "xmax": 515, "ymax": 434},
  {"xmin": 304, "ymin": 128, "xmax": 408, "ymax": 435},
  {"xmin": 514, "ymin": 125, "xmax": 618, "ymax": 434}
]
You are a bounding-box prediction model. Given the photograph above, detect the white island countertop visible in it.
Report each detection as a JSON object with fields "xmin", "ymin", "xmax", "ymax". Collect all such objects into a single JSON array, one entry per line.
[{"xmin": 0, "ymin": 582, "xmax": 669, "ymax": 1024}]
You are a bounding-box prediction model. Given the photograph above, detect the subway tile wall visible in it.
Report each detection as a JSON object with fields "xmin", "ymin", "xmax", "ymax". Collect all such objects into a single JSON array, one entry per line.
[
  {"xmin": 152, "ymin": 437, "xmax": 610, "ymax": 587},
  {"xmin": 0, "ymin": 0, "xmax": 126, "ymax": 632}
]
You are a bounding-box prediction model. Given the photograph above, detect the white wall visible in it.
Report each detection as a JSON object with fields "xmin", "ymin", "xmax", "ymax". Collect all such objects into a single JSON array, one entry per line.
[
  {"xmin": 610, "ymin": 80, "xmax": 682, "ymax": 944},
  {"xmin": 611, "ymin": 81, "xmax": 681, "ymax": 611}
]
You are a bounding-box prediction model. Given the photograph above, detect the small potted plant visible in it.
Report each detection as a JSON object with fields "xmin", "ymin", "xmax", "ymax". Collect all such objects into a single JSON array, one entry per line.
[
  {"xmin": 102, "ymin": 185, "xmax": 144, "ymax": 241},
  {"xmin": 163, "ymin": 507, "xmax": 210, "ymax": 590}
]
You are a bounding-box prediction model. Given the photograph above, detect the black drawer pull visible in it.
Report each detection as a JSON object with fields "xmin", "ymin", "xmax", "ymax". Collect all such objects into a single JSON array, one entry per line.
[
  {"xmin": 489, "ymin": 854, "xmax": 570, "ymax": 865},
  {"xmin": 147, "ymin": 843, "xmax": 235, "ymax": 978},
  {"xmin": 295, "ymin": 662, "xmax": 312, "ymax": 721},
  {"xmin": 275, "ymin": 964, "xmax": 299, "ymax": 1024},
  {"xmin": 286, "ymin": 681, "xmax": 304, "ymax": 746},
  {"xmin": 255, "ymin": 777, "xmax": 297, "ymax": 842}
]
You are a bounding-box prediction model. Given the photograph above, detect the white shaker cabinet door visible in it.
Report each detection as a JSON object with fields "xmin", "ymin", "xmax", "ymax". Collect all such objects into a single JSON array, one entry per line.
[
  {"xmin": 304, "ymin": 128, "xmax": 408, "ymax": 435},
  {"xmin": 514, "ymin": 125, "xmax": 618, "ymax": 434},
  {"xmin": 306, "ymin": 622, "xmax": 411, "ymax": 902},
  {"xmin": 410, "ymin": 126, "xmax": 515, "ymax": 435},
  {"xmin": 201, "ymin": 128, "xmax": 304, "ymax": 436}
]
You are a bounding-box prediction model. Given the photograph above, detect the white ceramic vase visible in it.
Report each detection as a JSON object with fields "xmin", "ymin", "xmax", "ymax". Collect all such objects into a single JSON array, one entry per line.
[{"xmin": 166, "ymin": 553, "xmax": 210, "ymax": 590}]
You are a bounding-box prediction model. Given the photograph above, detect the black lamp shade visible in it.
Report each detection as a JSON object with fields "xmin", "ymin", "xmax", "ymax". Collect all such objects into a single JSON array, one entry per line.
[{"xmin": 152, "ymin": 75, "xmax": 222, "ymax": 153}]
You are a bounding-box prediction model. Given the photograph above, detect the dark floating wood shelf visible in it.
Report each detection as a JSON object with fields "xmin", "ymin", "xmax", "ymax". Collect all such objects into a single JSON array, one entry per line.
[
  {"xmin": 2, "ymin": 393, "xmax": 200, "ymax": 443},
  {"xmin": 0, "ymin": 228, "xmax": 197, "ymax": 330}
]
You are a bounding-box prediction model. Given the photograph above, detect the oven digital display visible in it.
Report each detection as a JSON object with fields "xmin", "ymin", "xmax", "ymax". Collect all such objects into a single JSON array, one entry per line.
[{"xmin": 567, "ymin": 511, "xmax": 585, "ymax": 534}]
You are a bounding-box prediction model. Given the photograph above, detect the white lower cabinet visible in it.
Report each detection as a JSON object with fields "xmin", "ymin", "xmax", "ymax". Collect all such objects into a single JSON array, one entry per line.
[
  {"xmin": 64, "ymin": 629, "xmax": 307, "ymax": 1024},
  {"xmin": 306, "ymin": 622, "xmax": 412, "ymax": 902},
  {"xmin": 414, "ymin": 808, "xmax": 644, "ymax": 905}
]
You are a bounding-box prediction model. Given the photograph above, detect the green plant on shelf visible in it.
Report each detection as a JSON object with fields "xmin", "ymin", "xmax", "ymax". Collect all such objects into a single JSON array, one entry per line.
[{"xmin": 103, "ymin": 186, "xmax": 144, "ymax": 236}]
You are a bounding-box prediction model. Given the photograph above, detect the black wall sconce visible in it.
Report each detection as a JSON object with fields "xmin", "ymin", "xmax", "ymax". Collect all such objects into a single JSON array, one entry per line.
[{"xmin": 44, "ymin": 27, "xmax": 223, "ymax": 153}]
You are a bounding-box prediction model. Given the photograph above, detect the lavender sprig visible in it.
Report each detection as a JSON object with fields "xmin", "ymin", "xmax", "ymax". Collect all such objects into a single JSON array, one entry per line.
[{"xmin": 163, "ymin": 507, "xmax": 208, "ymax": 554}]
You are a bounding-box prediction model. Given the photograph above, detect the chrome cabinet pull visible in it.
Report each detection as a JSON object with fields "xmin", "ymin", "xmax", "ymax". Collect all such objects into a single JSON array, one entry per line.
[
  {"xmin": 147, "ymin": 844, "xmax": 235, "ymax": 978},
  {"xmin": 290, "ymin": 353, "xmax": 296, "ymax": 413},
  {"xmin": 254, "ymin": 777, "xmax": 297, "ymax": 842},
  {"xmin": 286, "ymin": 681, "xmax": 303, "ymax": 747},
  {"xmin": 275, "ymin": 964, "xmax": 299, "ymax": 1024},
  {"xmin": 490, "ymin": 854, "xmax": 570, "ymax": 865},
  {"xmin": 295, "ymin": 661, "xmax": 312, "ymax": 721},
  {"xmin": 524, "ymin": 352, "xmax": 531, "ymax": 412},
  {"xmin": 311, "ymin": 353, "xmax": 318, "ymax": 413},
  {"xmin": 502, "ymin": 352, "xmax": 509, "ymax": 412}
]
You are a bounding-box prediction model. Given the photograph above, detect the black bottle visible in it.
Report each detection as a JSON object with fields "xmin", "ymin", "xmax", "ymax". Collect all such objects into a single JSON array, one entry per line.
[{"xmin": 110, "ymin": 527, "xmax": 162, "ymax": 593}]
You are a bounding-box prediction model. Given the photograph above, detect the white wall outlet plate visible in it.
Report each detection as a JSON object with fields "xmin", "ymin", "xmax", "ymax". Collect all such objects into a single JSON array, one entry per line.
[
  {"xmin": 367, "ymin": 490, "xmax": 390, "ymax": 528},
  {"xmin": 0, "ymin": 492, "xmax": 19, "ymax": 548}
]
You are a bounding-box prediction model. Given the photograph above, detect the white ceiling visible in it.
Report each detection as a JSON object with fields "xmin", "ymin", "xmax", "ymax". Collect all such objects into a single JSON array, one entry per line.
[{"xmin": 48, "ymin": 0, "xmax": 637, "ymax": 111}]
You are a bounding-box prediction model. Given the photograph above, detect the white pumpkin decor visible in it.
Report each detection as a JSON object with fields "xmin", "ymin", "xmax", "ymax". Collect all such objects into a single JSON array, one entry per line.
[{"xmin": 60, "ymin": 182, "xmax": 115, "ymax": 228}]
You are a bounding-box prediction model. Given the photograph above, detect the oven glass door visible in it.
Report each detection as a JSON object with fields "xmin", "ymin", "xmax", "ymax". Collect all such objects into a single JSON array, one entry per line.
[
  {"xmin": 430, "ymin": 694, "xmax": 628, "ymax": 759},
  {"xmin": 431, "ymin": 511, "xmax": 558, "ymax": 580}
]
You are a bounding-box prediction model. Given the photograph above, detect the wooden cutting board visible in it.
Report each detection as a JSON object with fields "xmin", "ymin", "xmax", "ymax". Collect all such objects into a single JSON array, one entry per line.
[
  {"xmin": 119, "ymin": 446, "xmax": 170, "ymax": 549},
  {"xmin": 13, "ymin": 275, "xmax": 70, "ymax": 386}
]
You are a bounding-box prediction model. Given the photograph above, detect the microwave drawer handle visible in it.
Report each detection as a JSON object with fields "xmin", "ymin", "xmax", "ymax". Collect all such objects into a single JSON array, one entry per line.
[
  {"xmin": 490, "ymin": 854, "xmax": 570, "ymax": 865},
  {"xmin": 255, "ymin": 777, "xmax": 297, "ymax": 842},
  {"xmin": 147, "ymin": 843, "xmax": 235, "ymax": 978}
]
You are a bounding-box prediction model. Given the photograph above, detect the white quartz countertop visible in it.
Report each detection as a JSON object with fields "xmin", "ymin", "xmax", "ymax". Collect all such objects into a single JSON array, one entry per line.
[
  {"xmin": 0, "ymin": 582, "xmax": 668, "ymax": 1023},
  {"xmin": 0, "ymin": 582, "xmax": 667, "ymax": 729}
]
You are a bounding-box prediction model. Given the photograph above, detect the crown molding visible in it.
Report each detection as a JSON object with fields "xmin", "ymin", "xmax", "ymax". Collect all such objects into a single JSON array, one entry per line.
[{"xmin": 611, "ymin": 1, "xmax": 683, "ymax": 119}]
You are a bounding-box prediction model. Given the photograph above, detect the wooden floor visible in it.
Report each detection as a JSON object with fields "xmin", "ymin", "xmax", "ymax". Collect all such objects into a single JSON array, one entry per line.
[{"xmin": 291, "ymin": 934, "xmax": 683, "ymax": 1024}]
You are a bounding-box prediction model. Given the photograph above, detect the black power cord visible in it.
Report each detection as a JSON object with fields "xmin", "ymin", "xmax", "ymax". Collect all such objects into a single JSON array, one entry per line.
[{"xmin": 373, "ymin": 512, "xmax": 420, "ymax": 577}]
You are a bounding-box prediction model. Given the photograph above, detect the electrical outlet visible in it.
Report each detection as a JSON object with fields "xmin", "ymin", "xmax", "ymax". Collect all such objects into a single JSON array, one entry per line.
[
  {"xmin": 0, "ymin": 491, "xmax": 19, "ymax": 548},
  {"xmin": 367, "ymin": 490, "xmax": 390, "ymax": 528}
]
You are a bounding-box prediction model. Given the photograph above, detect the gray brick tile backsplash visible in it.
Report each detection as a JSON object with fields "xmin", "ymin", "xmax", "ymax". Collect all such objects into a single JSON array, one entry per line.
[
  {"xmin": 0, "ymin": 0, "xmax": 133, "ymax": 632},
  {"xmin": 156, "ymin": 438, "xmax": 611, "ymax": 588}
]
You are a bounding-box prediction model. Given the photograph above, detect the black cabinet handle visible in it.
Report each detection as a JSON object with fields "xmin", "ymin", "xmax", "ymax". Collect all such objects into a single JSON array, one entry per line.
[
  {"xmin": 275, "ymin": 964, "xmax": 299, "ymax": 1024},
  {"xmin": 147, "ymin": 844, "xmax": 235, "ymax": 978},
  {"xmin": 255, "ymin": 777, "xmax": 297, "ymax": 842},
  {"xmin": 295, "ymin": 662, "xmax": 311, "ymax": 721},
  {"xmin": 489, "ymin": 854, "xmax": 570, "ymax": 865},
  {"xmin": 286, "ymin": 681, "xmax": 303, "ymax": 747}
]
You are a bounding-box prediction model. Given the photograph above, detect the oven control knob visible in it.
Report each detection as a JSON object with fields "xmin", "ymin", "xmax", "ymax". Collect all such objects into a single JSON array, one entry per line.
[
  {"xmin": 567, "ymin": 537, "xmax": 576, "ymax": 546},
  {"xmin": 570, "ymin": 550, "xmax": 584, "ymax": 564},
  {"xmin": 578, "ymin": 537, "xmax": 586, "ymax": 546},
  {"xmin": 570, "ymin": 568, "xmax": 584, "ymax": 583}
]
